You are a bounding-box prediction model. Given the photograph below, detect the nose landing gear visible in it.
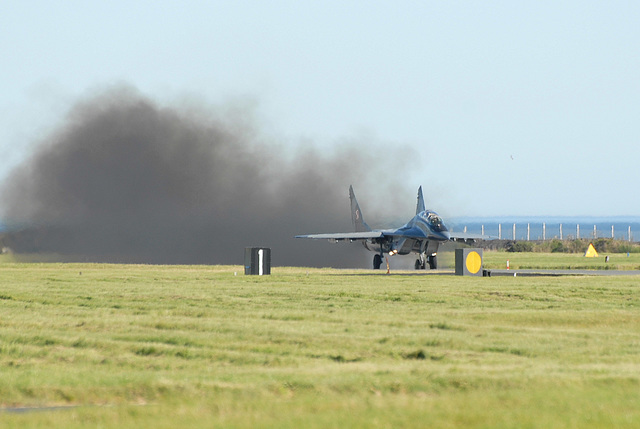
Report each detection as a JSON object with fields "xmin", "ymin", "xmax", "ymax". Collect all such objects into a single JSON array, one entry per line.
[{"xmin": 415, "ymin": 253, "xmax": 437, "ymax": 270}]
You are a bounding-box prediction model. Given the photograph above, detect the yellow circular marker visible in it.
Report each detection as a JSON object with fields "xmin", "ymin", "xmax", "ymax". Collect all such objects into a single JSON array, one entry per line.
[{"xmin": 465, "ymin": 251, "xmax": 482, "ymax": 274}]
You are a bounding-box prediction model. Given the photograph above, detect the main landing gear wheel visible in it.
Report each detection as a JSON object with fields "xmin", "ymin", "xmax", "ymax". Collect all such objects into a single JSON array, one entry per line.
[
  {"xmin": 428, "ymin": 255, "xmax": 437, "ymax": 270},
  {"xmin": 373, "ymin": 254, "xmax": 383, "ymax": 270}
]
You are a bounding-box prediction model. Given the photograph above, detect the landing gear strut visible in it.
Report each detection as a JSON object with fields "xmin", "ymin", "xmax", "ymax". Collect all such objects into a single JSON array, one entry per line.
[{"xmin": 415, "ymin": 254, "xmax": 426, "ymax": 270}]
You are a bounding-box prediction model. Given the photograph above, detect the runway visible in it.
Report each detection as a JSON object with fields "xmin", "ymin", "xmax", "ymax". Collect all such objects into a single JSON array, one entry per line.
[
  {"xmin": 350, "ymin": 269, "xmax": 640, "ymax": 277},
  {"xmin": 484, "ymin": 269, "xmax": 640, "ymax": 277}
]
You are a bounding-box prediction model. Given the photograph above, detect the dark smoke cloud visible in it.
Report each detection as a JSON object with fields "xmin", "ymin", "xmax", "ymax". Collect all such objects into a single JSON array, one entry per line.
[{"xmin": 0, "ymin": 86, "xmax": 413, "ymax": 266}]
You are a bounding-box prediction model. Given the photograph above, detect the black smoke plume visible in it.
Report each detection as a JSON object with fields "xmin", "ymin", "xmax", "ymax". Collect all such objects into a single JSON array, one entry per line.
[{"xmin": 0, "ymin": 86, "xmax": 411, "ymax": 266}]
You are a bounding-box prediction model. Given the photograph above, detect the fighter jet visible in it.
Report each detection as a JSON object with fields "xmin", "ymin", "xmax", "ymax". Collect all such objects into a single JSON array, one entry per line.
[{"xmin": 296, "ymin": 186, "xmax": 487, "ymax": 269}]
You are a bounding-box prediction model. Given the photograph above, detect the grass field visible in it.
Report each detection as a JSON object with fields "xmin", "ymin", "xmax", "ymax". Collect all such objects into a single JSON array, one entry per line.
[
  {"xmin": 482, "ymin": 251, "xmax": 640, "ymax": 271},
  {"xmin": 0, "ymin": 262, "xmax": 639, "ymax": 428}
]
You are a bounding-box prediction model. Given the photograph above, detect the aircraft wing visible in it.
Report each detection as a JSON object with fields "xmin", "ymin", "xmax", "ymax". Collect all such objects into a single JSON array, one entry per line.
[
  {"xmin": 295, "ymin": 231, "xmax": 384, "ymax": 240},
  {"xmin": 449, "ymin": 232, "xmax": 492, "ymax": 241}
]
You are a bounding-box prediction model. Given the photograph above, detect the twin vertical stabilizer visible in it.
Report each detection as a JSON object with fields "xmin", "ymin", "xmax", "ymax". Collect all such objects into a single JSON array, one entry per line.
[{"xmin": 350, "ymin": 185, "xmax": 425, "ymax": 230}]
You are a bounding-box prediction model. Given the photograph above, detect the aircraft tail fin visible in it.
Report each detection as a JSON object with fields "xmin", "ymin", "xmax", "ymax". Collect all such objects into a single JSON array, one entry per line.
[
  {"xmin": 416, "ymin": 186, "xmax": 426, "ymax": 215},
  {"xmin": 349, "ymin": 185, "xmax": 372, "ymax": 232}
]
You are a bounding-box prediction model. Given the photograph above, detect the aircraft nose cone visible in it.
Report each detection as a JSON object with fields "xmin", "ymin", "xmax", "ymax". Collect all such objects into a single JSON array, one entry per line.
[
  {"xmin": 428, "ymin": 230, "xmax": 450, "ymax": 241},
  {"xmin": 433, "ymin": 230, "xmax": 450, "ymax": 241}
]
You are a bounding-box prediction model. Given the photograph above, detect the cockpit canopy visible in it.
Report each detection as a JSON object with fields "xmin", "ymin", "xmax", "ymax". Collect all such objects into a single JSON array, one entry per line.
[{"xmin": 420, "ymin": 211, "xmax": 448, "ymax": 232}]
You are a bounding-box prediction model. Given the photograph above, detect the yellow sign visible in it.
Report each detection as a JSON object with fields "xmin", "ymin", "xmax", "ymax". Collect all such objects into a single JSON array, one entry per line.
[
  {"xmin": 585, "ymin": 243, "xmax": 599, "ymax": 258},
  {"xmin": 466, "ymin": 251, "xmax": 482, "ymax": 274}
]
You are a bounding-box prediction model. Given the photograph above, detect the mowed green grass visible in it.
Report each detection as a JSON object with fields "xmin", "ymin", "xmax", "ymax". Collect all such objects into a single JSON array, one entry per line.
[
  {"xmin": 0, "ymin": 263, "xmax": 639, "ymax": 428},
  {"xmin": 482, "ymin": 251, "xmax": 640, "ymax": 270}
]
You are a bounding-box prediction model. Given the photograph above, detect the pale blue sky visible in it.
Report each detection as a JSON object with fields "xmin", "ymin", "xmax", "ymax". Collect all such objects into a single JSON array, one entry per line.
[{"xmin": 1, "ymin": 1, "xmax": 639, "ymax": 216}]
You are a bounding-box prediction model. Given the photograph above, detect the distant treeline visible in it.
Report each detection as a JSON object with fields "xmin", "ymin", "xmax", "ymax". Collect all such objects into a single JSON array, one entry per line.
[{"xmin": 478, "ymin": 238, "xmax": 640, "ymax": 254}]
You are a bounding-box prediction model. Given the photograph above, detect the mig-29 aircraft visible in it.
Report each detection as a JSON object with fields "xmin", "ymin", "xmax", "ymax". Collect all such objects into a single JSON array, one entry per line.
[{"xmin": 296, "ymin": 186, "xmax": 487, "ymax": 269}]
